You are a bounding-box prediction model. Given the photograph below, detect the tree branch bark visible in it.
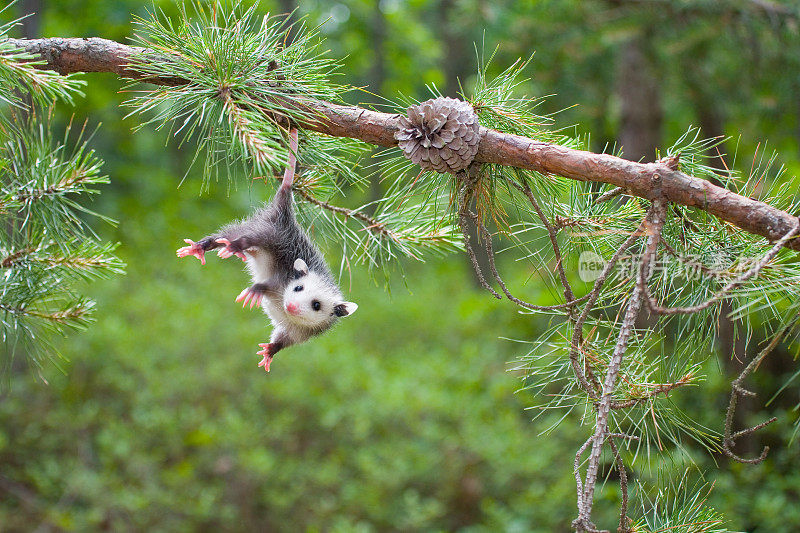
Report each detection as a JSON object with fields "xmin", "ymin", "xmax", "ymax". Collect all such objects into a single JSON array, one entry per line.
[{"xmin": 7, "ymin": 37, "xmax": 799, "ymax": 251}]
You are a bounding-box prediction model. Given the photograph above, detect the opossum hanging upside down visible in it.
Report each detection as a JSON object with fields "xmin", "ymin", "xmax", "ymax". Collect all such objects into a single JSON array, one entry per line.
[{"xmin": 176, "ymin": 129, "xmax": 358, "ymax": 372}]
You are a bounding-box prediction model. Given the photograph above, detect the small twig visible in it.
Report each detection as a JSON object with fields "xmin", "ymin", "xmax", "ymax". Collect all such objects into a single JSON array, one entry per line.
[
  {"xmin": 460, "ymin": 218, "xmax": 502, "ymax": 298},
  {"xmin": 460, "ymin": 174, "xmax": 591, "ymax": 310},
  {"xmin": 656, "ymin": 153, "xmax": 681, "ymax": 171},
  {"xmin": 258, "ymin": 171, "xmax": 401, "ymax": 242},
  {"xmin": 457, "ymin": 172, "xmax": 502, "ymax": 299},
  {"xmin": 1, "ymin": 247, "xmax": 35, "ymax": 268},
  {"xmin": 574, "ymin": 437, "xmax": 593, "ymax": 515},
  {"xmin": 607, "ymin": 438, "xmax": 630, "ymax": 533},
  {"xmin": 722, "ymin": 321, "xmax": 795, "ymax": 464},
  {"xmin": 732, "ymin": 417, "xmax": 778, "ymax": 439},
  {"xmin": 294, "ymin": 187, "xmax": 397, "ymax": 240},
  {"xmin": 459, "ymin": 167, "xmax": 585, "ymax": 311},
  {"xmin": 552, "ymin": 215, "xmax": 617, "ymax": 231},
  {"xmin": 607, "ymin": 432, "xmax": 640, "ymax": 442},
  {"xmin": 458, "ymin": 172, "xmax": 588, "ymax": 314},
  {"xmin": 475, "ymin": 217, "xmax": 590, "ymax": 311},
  {"xmin": 661, "ymin": 240, "xmax": 724, "ymax": 279},
  {"xmin": 0, "ymin": 303, "xmax": 92, "ymax": 323},
  {"xmin": 579, "ymin": 288, "xmax": 643, "ymax": 527},
  {"xmin": 609, "ymin": 374, "xmax": 694, "ymax": 409},
  {"xmin": 506, "ymin": 175, "xmax": 606, "ymax": 390},
  {"xmin": 642, "ymin": 218, "xmax": 800, "ymax": 315},
  {"xmin": 573, "ymin": 432, "xmax": 638, "ymax": 533},
  {"xmin": 13, "ymin": 166, "xmax": 96, "ymax": 203},
  {"xmin": 581, "ymin": 332, "xmax": 604, "ymax": 396},
  {"xmin": 509, "ymin": 179, "xmax": 577, "ymax": 305},
  {"xmin": 594, "ymin": 187, "xmax": 626, "ymax": 205}
]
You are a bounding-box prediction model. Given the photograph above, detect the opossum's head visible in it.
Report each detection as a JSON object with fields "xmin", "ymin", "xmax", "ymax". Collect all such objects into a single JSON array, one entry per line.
[{"xmin": 282, "ymin": 258, "xmax": 358, "ymax": 328}]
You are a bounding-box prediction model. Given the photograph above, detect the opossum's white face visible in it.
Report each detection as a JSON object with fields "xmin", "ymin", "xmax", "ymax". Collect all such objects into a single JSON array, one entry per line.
[{"xmin": 282, "ymin": 259, "xmax": 358, "ymax": 328}]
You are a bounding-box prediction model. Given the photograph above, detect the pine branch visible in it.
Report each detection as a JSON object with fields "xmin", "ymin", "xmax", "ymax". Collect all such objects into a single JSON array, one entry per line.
[
  {"xmin": 0, "ymin": 301, "xmax": 93, "ymax": 324},
  {"xmin": 575, "ymin": 200, "xmax": 667, "ymax": 532},
  {"xmin": 0, "ymin": 112, "xmax": 122, "ymax": 373},
  {"xmin": 294, "ymin": 186, "xmax": 397, "ymax": 241},
  {"xmin": 607, "ymin": 438, "xmax": 630, "ymax": 533},
  {"xmin": 593, "ymin": 186, "xmax": 626, "ymax": 205},
  {"xmin": 642, "ymin": 218, "xmax": 800, "ymax": 315},
  {"xmin": 568, "ymin": 219, "xmax": 651, "ymax": 399},
  {"xmin": 252, "ymin": 174, "xmax": 459, "ymax": 269},
  {"xmin": 1, "ymin": 247, "xmax": 35, "ymax": 268},
  {"xmin": 5, "ymin": 37, "xmax": 184, "ymax": 85},
  {"xmin": 13, "ymin": 165, "xmax": 99, "ymax": 203},
  {"xmin": 5, "ymin": 37, "xmax": 799, "ymax": 251},
  {"xmin": 221, "ymin": 91, "xmax": 282, "ymax": 169}
]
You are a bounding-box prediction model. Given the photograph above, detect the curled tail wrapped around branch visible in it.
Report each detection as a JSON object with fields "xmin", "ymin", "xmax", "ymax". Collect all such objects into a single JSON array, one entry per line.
[{"xmin": 281, "ymin": 127, "xmax": 299, "ymax": 190}]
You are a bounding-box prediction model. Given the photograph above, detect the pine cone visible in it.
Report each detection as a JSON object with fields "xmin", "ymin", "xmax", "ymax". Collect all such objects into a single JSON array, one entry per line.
[{"xmin": 395, "ymin": 97, "xmax": 481, "ymax": 173}]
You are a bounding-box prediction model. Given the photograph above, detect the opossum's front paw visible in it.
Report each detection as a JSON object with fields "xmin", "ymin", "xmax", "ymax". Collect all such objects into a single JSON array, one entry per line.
[
  {"xmin": 236, "ymin": 287, "xmax": 264, "ymax": 309},
  {"xmin": 215, "ymin": 238, "xmax": 247, "ymax": 261},
  {"xmin": 176, "ymin": 239, "xmax": 206, "ymax": 265},
  {"xmin": 256, "ymin": 343, "xmax": 275, "ymax": 372}
]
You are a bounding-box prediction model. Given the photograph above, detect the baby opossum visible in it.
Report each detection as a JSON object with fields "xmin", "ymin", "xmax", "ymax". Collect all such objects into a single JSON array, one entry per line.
[{"xmin": 176, "ymin": 128, "xmax": 357, "ymax": 372}]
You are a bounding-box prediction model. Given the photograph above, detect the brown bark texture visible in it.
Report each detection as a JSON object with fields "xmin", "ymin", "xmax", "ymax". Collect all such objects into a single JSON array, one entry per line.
[{"xmin": 7, "ymin": 37, "xmax": 799, "ymax": 251}]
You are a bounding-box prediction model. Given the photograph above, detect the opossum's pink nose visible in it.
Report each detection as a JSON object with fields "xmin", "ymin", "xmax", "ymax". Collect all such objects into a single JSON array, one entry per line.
[{"xmin": 285, "ymin": 302, "xmax": 300, "ymax": 316}]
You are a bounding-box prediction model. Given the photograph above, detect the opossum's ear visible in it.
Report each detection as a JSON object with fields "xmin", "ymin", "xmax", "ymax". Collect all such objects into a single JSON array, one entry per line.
[
  {"xmin": 334, "ymin": 302, "xmax": 358, "ymax": 317},
  {"xmin": 293, "ymin": 258, "xmax": 309, "ymax": 276}
]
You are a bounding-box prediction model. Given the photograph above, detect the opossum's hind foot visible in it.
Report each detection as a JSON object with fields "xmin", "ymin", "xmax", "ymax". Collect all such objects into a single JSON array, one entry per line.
[
  {"xmin": 236, "ymin": 286, "xmax": 264, "ymax": 309},
  {"xmin": 256, "ymin": 343, "xmax": 275, "ymax": 372},
  {"xmin": 176, "ymin": 239, "xmax": 207, "ymax": 265},
  {"xmin": 215, "ymin": 238, "xmax": 247, "ymax": 261}
]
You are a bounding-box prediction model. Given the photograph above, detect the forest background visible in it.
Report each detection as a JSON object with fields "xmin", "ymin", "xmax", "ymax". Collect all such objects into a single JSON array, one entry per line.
[{"xmin": 1, "ymin": 0, "xmax": 799, "ymax": 531}]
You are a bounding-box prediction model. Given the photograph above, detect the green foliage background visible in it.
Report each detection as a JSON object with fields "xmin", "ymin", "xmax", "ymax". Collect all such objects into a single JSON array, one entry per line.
[{"xmin": 1, "ymin": 1, "xmax": 799, "ymax": 531}]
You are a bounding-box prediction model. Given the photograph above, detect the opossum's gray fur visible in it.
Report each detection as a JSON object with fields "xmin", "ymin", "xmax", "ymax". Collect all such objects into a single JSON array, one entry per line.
[
  {"xmin": 177, "ymin": 129, "xmax": 357, "ymax": 370},
  {"xmin": 217, "ymin": 185, "xmax": 334, "ymax": 289},
  {"xmin": 180, "ymin": 182, "xmax": 357, "ymax": 367}
]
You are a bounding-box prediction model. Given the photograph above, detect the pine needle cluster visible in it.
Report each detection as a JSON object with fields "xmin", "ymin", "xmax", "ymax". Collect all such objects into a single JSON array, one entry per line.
[
  {"xmin": 128, "ymin": 1, "xmax": 463, "ymax": 278},
  {"xmin": 634, "ymin": 473, "xmax": 728, "ymax": 533},
  {"xmin": 127, "ymin": 1, "xmax": 347, "ymax": 182},
  {"xmin": 0, "ymin": 14, "xmax": 122, "ymax": 377}
]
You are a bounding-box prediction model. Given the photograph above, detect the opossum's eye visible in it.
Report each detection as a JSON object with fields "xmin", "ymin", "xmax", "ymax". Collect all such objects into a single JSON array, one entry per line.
[
  {"xmin": 311, "ymin": 300, "xmax": 321, "ymax": 311},
  {"xmin": 294, "ymin": 285, "xmax": 303, "ymax": 292}
]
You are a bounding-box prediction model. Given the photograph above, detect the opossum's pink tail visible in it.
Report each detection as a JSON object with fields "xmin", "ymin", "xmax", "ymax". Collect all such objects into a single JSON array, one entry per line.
[{"xmin": 281, "ymin": 127, "xmax": 299, "ymax": 190}]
